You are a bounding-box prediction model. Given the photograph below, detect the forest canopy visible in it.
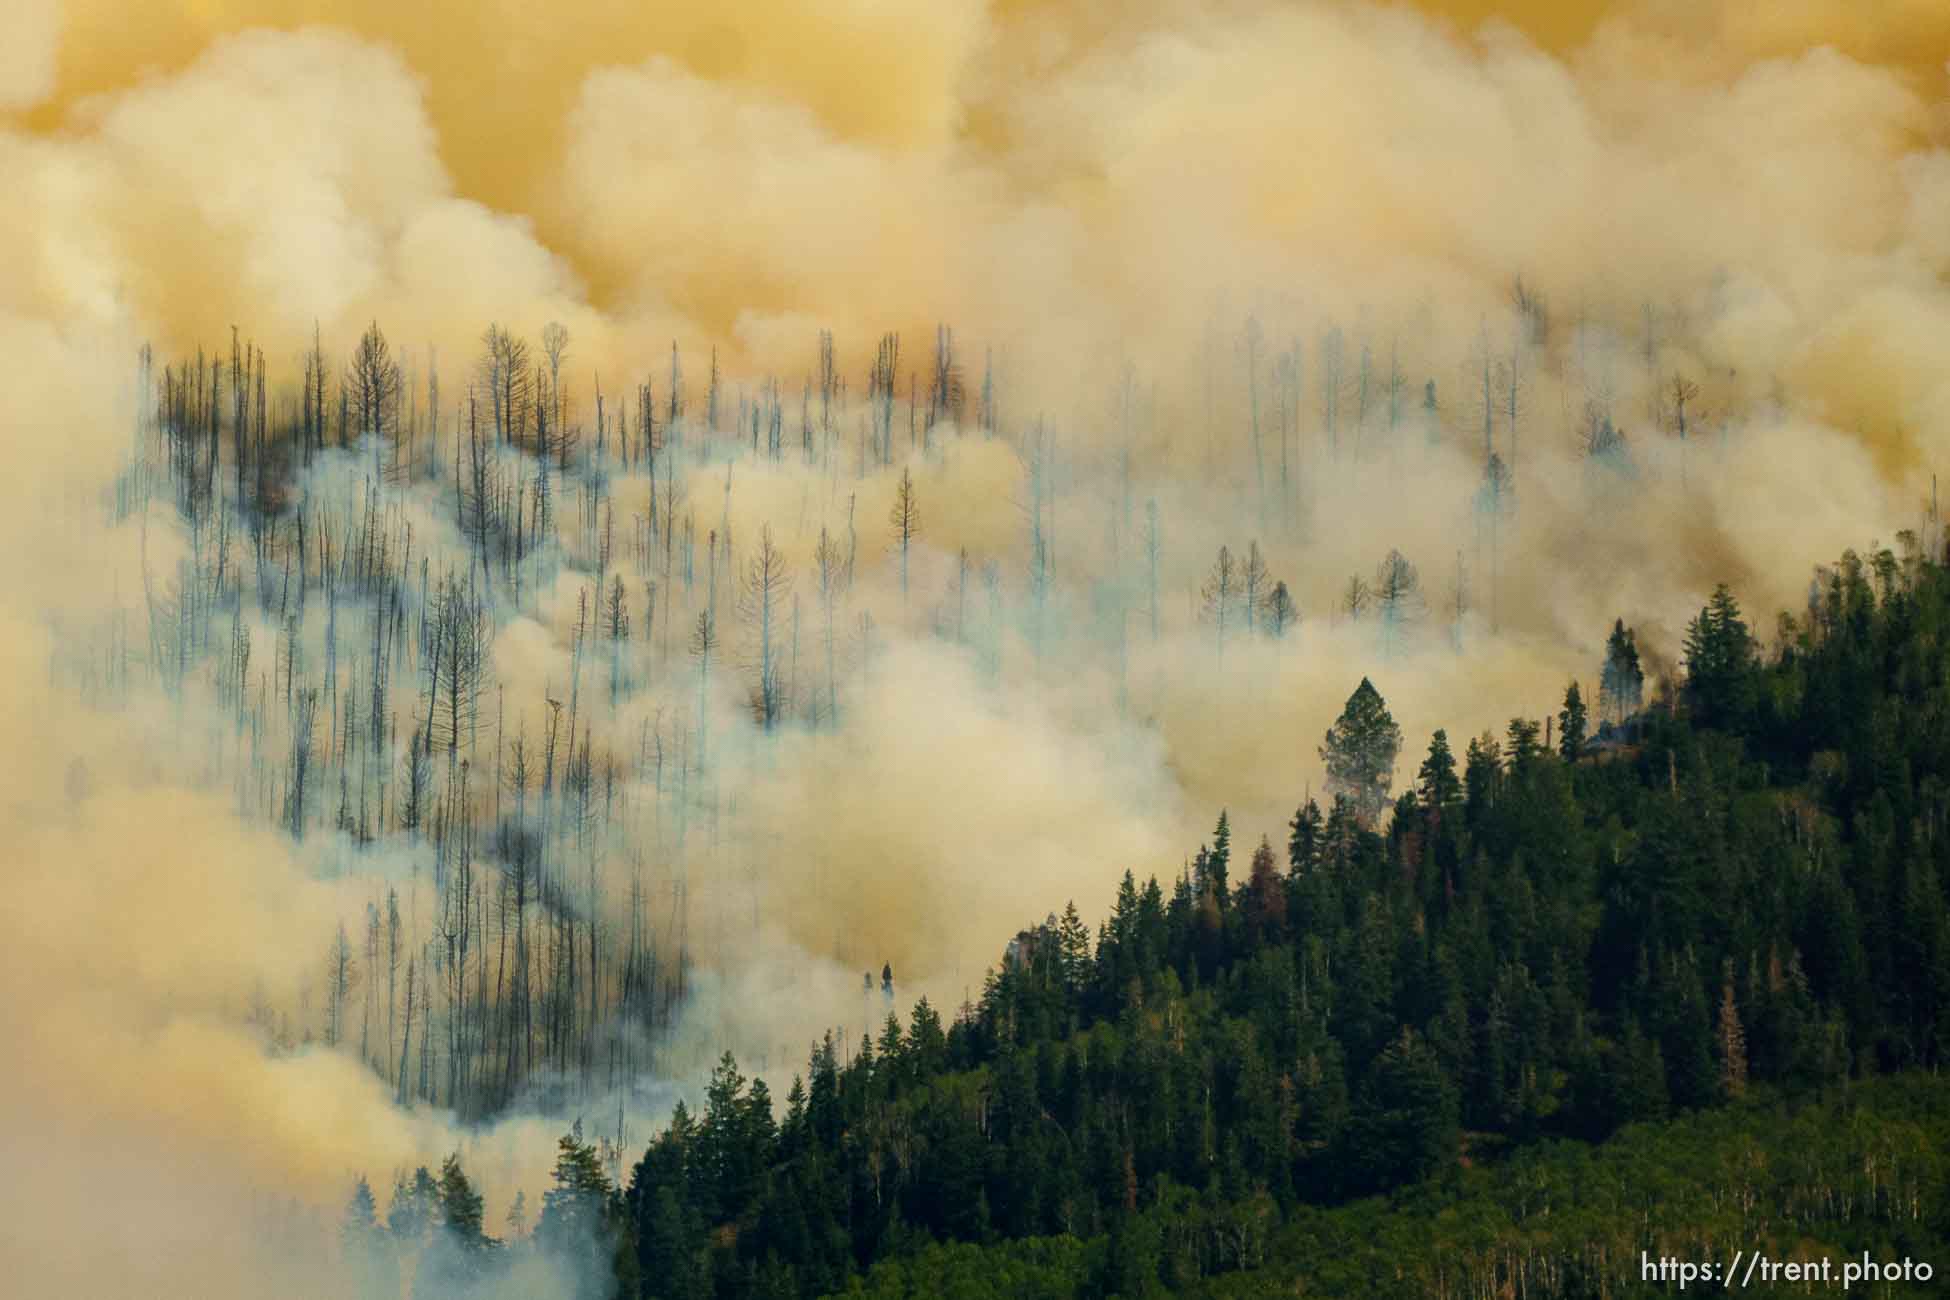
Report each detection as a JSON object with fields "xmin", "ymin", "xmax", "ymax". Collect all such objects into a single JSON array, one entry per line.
[
  {"xmin": 4, "ymin": 1, "xmax": 1950, "ymax": 1297},
  {"xmin": 341, "ymin": 534, "xmax": 1950, "ymax": 1297}
]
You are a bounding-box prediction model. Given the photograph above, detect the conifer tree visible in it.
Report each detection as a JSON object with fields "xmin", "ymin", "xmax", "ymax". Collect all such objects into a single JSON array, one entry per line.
[
  {"xmin": 1463, "ymin": 731, "xmax": 1502, "ymax": 822},
  {"xmin": 1242, "ymin": 836, "xmax": 1285, "ymax": 945},
  {"xmin": 1610, "ymin": 1016, "xmax": 1670, "ymax": 1124},
  {"xmin": 1717, "ymin": 961, "xmax": 1749, "ymax": 1099},
  {"xmin": 1056, "ymin": 902, "xmax": 1092, "ymax": 995},
  {"xmin": 388, "ymin": 1167, "xmax": 439, "ymax": 1249},
  {"xmin": 437, "ymin": 1153, "xmax": 487, "ymax": 1248},
  {"xmin": 908, "ymin": 997, "xmax": 948, "ymax": 1079},
  {"xmin": 876, "ymin": 1012, "xmax": 906, "ymax": 1088},
  {"xmin": 342, "ymin": 1175, "xmax": 396, "ymax": 1299},
  {"xmin": 1206, "ymin": 810, "xmax": 1233, "ymax": 899},
  {"xmin": 1321, "ymin": 678, "xmax": 1403, "ymax": 826},
  {"xmin": 1599, "ymin": 618, "xmax": 1645, "ymax": 726},
  {"xmin": 1504, "ymin": 717, "xmax": 1543, "ymax": 769},
  {"xmin": 1684, "ymin": 584, "xmax": 1755, "ymax": 727},
  {"xmin": 1417, "ymin": 729, "xmax": 1462, "ymax": 810},
  {"xmin": 342, "ymin": 1174, "xmax": 379, "ymax": 1249},
  {"xmin": 1348, "ymin": 1027, "xmax": 1459, "ymax": 1192},
  {"xmin": 1288, "ymin": 798, "xmax": 1324, "ymax": 874},
  {"xmin": 538, "ymin": 1120, "xmax": 613, "ymax": 1263},
  {"xmin": 1557, "ymin": 681, "xmax": 1588, "ymax": 758}
]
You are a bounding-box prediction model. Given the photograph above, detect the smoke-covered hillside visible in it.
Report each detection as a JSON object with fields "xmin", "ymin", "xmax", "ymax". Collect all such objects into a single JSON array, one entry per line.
[{"xmin": 2, "ymin": 0, "xmax": 1948, "ymax": 1296}]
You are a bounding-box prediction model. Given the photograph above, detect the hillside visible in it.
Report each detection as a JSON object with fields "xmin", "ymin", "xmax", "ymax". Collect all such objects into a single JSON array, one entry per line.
[
  {"xmin": 343, "ymin": 540, "xmax": 1950, "ymax": 1297},
  {"xmin": 839, "ymin": 1075, "xmax": 1950, "ymax": 1298}
]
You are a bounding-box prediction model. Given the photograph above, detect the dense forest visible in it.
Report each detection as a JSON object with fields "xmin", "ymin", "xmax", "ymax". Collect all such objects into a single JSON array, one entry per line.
[
  {"xmin": 9, "ymin": 6, "xmax": 1950, "ymax": 1299},
  {"xmin": 338, "ymin": 533, "xmax": 1950, "ymax": 1297}
]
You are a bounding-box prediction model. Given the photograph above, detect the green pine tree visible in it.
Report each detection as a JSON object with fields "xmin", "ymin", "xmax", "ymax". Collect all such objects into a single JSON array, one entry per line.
[
  {"xmin": 1320, "ymin": 678, "xmax": 1403, "ymax": 826},
  {"xmin": 1558, "ymin": 681, "xmax": 1588, "ymax": 758},
  {"xmin": 1417, "ymin": 729, "xmax": 1463, "ymax": 809},
  {"xmin": 537, "ymin": 1120, "xmax": 613, "ymax": 1260},
  {"xmin": 436, "ymin": 1153, "xmax": 486, "ymax": 1248}
]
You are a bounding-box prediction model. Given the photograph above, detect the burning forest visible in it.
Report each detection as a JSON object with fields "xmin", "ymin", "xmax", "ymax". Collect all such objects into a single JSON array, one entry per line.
[{"xmin": 4, "ymin": 1, "xmax": 1950, "ymax": 1296}]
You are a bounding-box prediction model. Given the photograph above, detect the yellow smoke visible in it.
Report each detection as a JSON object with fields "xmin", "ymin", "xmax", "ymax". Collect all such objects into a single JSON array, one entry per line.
[{"xmin": 1, "ymin": 3, "xmax": 1948, "ymax": 1291}]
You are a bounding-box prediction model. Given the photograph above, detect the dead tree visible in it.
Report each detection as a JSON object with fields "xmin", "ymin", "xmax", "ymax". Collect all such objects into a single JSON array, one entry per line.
[
  {"xmin": 741, "ymin": 525, "xmax": 793, "ymax": 731},
  {"xmin": 1201, "ymin": 544, "xmax": 1238, "ymax": 660},
  {"xmin": 890, "ymin": 466, "xmax": 920, "ymax": 604},
  {"xmin": 348, "ymin": 321, "xmax": 402, "ymax": 445}
]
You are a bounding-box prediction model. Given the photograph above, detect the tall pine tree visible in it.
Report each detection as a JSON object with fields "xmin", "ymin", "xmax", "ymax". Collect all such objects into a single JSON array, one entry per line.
[{"xmin": 1320, "ymin": 678, "xmax": 1403, "ymax": 826}]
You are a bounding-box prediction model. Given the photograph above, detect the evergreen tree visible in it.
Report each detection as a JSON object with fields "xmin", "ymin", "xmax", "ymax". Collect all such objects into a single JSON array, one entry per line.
[
  {"xmin": 1241, "ymin": 836, "xmax": 1285, "ymax": 946},
  {"xmin": 388, "ymin": 1167, "xmax": 439, "ymax": 1249},
  {"xmin": 342, "ymin": 1174, "xmax": 379, "ymax": 1246},
  {"xmin": 436, "ymin": 1153, "xmax": 487, "ymax": 1248},
  {"xmin": 1504, "ymin": 717, "xmax": 1543, "ymax": 768},
  {"xmin": 1417, "ymin": 729, "xmax": 1462, "ymax": 810},
  {"xmin": 1056, "ymin": 902, "xmax": 1092, "ymax": 998},
  {"xmin": 342, "ymin": 1175, "xmax": 395, "ymax": 1299},
  {"xmin": 638, "ymin": 1184, "xmax": 704, "ymax": 1300},
  {"xmin": 1347, "ymin": 1027, "xmax": 1459, "ymax": 1193},
  {"xmin": 1206, "ymin": 810, "xmax": 1233, "ymax": 900},
  {"xmin": 1607, "ymin": 1016, "xmax": 1670, "ymax": 1126},
  {"xmin": 1716, "ymin": 962, "xmax": 1749, "ymax": 1099},
  {"xmin": 1683, "ymin": 585, "xmax": 1755, "ymax": 727},
  {"xmin": 415, "ymin": 1155, "xmax": 492, "ymax": 1297},
  {"xmin": 1320, "ymin": 678, "xmax": 1403, "ymax": 826},
  {"xmin": 343, "ymin": 1177, "xmax": 399, "ymax": 1300},
  {"xmin": 1557, "ymin": 681, "xmax": 1588, "ymax": 758},
  {"xmin": 181, "ymin": 533, "xmax": 1950, "ymax": 1299},
  {"xmin": 1288, "ymin": 798, "xmax": 1324, "ymax": 874},
  {"xmin": 1599, "ymin": 618, "xmax": 1646, "ymax": 726},
  {"xmin": 1463, "ymin": 731, "xmax": 1502, "ymax": 822},
  {"xmin": 909, "ymin": 996, "xmax": 949, "ymax": 1078},
  {"xmin": 538, "ymin": 1120, "xmax": 614, "ymax": 1264}
]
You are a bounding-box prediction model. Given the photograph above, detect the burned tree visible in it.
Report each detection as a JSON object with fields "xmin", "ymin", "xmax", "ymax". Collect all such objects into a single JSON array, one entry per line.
[
  {"xmin": 348, "ymin": 321, "xmax": 402, "ymax": 444},
  {"xmin": 740, "ymin": 525, "xmax": 793, "ymax": 732},
  {"xmin": 889, "ymin": 466, "xmax": 920, "ymax": 605}
]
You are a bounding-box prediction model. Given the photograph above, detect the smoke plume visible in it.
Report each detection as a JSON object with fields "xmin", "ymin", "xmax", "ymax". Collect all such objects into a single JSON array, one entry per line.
[{"xmin": 2, "ymin": 1, "xmax": 1946, "ymax": 1294}]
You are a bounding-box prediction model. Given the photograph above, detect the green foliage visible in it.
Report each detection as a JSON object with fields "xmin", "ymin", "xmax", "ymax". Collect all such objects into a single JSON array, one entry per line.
[
  {"xmin": 1416, "ymin": 729, "xmax": 1461, "ymax": 811},
  {"xmin": 837, "ymin": 1236, "xmax": 1096, "ymax": 1299},
  {"xmin": 438, "ymin": 1152, "xmax": 487, "ymax": 1247},
  {"xmin": 539, "ymin": 1119, "xmax": 618, "ymax": 1288},
  {"xmin": 1320, "ymin": 678, "xmax": 1403, "ymax": 825},
  {"xmin": 1345, "ymin": 1027, "xmax": 1459, "ymax": 1193},
  {"xmin": 841, "ymin": 1076, "xmax": 1950, "ymax": 1298},
  {"xmin": 1684, "ymin": 583, "xmax": 1757, "ymax": 728},
  {"xmin": 1557, "ymin": 681, "xmax": 1587, "ymax": 758},
  {"xmin": 1599, "ymin": 618, "xmax": 1645, "ymax": 727},
  {"xmin": 459, "ymin": 548, "xmax": 1950, "ymax": 1300}
]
